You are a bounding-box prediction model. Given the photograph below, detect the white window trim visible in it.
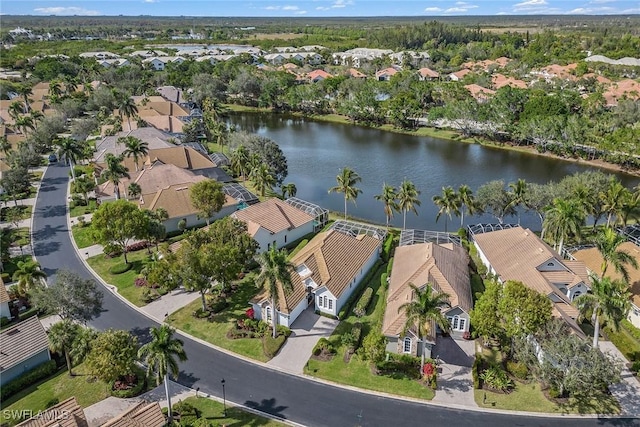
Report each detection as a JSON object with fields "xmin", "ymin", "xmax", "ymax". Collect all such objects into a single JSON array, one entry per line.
[{"xmin": 403, "ymin": 337, "xmax": 412, "ymax": 353}]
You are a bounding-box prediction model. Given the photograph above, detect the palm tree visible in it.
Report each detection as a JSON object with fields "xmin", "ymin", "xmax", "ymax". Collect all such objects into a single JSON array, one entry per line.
[
  {"xmin": 63, "ymin": 76, "xmax": 78, "ymax": 95},
  {"xmin": 508, "ymin": 179, "xmax": 527, "ymax": 225},
  {"xmin": 48, "ymin": 319, "xmax": 80, "ymax": 376},
  {"xmin": 398, "ymin": 283, "xmax": 450, "ymax": 369},
  {"xmin": 432, "ymin": 186, "xmax": 461, "ymax": 233},
  {"xmin": 328, "ymin": 167, "xmax": 362, "ymax": 220},
  {"xmin": 128, "ymin": 182, "xmax": 142, "ymax": 200},
  {"xmin": 154, "ymin": 207, "xmax": 169, "ymax": 222},
  {"xmin": 575, "ymin": 275, "xmax": 631, "ymax": 348},
  {"xmin": 120, "ymin": 136, "xmax": 149, "ymax": 172},
  {"xmin": 397, "ymin": 179, "xmax": 421, "ymax": 230},
  {"xmin": 137, "ymin": 326, "xmax": 188, "ymax": 423},
  {"xmin": 13, "ymin": 115, "xmax": 34, "ymax": 136},
  {"xmin": 12, "ymin": 259, "xmax": 47, "ymax": 296},
  {"xmin": 458, "ymin": 184, "xmax": 477, "ymax": 227},
  {"xmin": 543, "ymin": 198, "xmax": 585, "ymax": 256},
  {"xmin": 56, "ymin": 137, "xmax": 84, "ymax": 181},
  {"xmin": 0, "ymin": 136, "xmax": 11, "ymax": 158},
  {"xmin": 281, "ymin": 182, "xmax": 297, "ymax": 199},
  {"xmin": 230, "ymin": 145, "xmax": 249, "ymax": 184},
  {"xmin": 102, "ymin": 153, "xmax": 130, "ymax": 200},
  {"xmin": 8, "ymin": 101, "xmax": 24, "ymax": 121},
  {"xmin": 601, "ymin": 179, "xmax": 630, "ymax": 228},
  {"xmin": 374, "ymin": 183, "xmax": 398, "ymax": 228},
  {"xmin": 250, "ymin": 163, "xmax": 275, "ymax": 197},
  {"xmin": 72, "ymin": 175, "xmax": 96, "ymax": 204},
  {"xmin": 620, "ymin": 187, "xmax": 640, "ymax": 227},
  {"xmin": 118, "ymin": 97, "xmax": 138, "ymax": 131},
  {"xmin": 596, "ymin": 227, "xmax": 639, "ymax": 282},
  {"xmin": 16, "ymin": 83, "xmax": 32, "ymax": 113},
  {"xmin": 256, "ymin": 247, "xmax": 294, "ymax": 338},
  {"xmin": 49, "ymin": 80, "xmax": 63, "ymax": 100}
]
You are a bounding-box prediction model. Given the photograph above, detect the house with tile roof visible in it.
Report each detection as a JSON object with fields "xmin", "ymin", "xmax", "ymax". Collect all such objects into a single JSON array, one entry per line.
[
  {"xmin": 232, "ymin": 198, "xmax": 315, "ymax": 252},
  {"xmin": 464, "ymin": 84, "xmax": 495, "ymax": 102},
  {"xmin": 346, "ymin": 68, "xmax": 367, "ymax": 79},
  {"xmin": 0, "ymin": 276, "xmax": 11, "ymax": 320},
  {"xmin": 0, "ymin": 316, "xmax": 51, "ymax": 386},
  {"xmin": 382, "ymin": 240, "xmax": 472, "ymax": 358},
  {"xmin": 93, "ymin": 128, "xmax": 174, "ymax": 164},
  {"xmin": 417, "ymin": 67, "xmax": 439, "ymax": 81},
  {"xmin": 307, "ymin": 69, "xmax": 333, "ymax": 83},
  {"xmin": 572, "ymin": 241, "xmax": 640, "ymax": 329},
  {"xmin": 375, "ymin": 67, "xmax": 399, "ymax": 81},
  {"xmin": 15, "ymin": 397, "xmax": 89, "ymax": 427},
  {"xmin": 448, "ymin": 69, "xmax": 471, "ymax": 81},
  {"xmin": 101, "ymin": 402, "xmax": 165, "ymax": 427},
  {"xmin": 139, "ymin": 181, "xmax": 239, "ymax": 232},
  {"xmin": 250, "ymin": 221, "xmax": 385, "ymax": 327},
  {"xmin": 471, "ymin": 226, "xmax": 590, "ymax": 337}
]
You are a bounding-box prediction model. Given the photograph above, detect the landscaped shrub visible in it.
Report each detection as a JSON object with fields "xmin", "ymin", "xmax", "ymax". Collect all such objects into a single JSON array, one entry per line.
[
  {"xmin": 0, "ymin": 273, "xmax": 9, "ymax": 283},
  {"xmin": 193, "ymin": 308, "xmax": 209, "ymax": 319},
  {"xmin": 380, "ymin": 273, "xmax": 388, "ymax": 289},
  {"xmin": 276, "ymin": 325, "xmax": 291, "ymax": 337},
  {"xmin": 110, "ymin": 367, "xmax": 146, "ymax": 398},
  {"xmin": 472, "ymin": 354, "xmax": 483, "ymax": 389},
  {"xmin": 0, "ymin": 360, "xmax": 57, "ymax": 401},
  {"xmin": 126, "ymin": 241, "xmax": 150, "ymax": 252},
  {"xmin": 386, "ymin": 257, "xmax": 393, "ymax": 276},
  {"xmin": 109, "ymin": 262, "xmax": 133, "ymax": 275},
  {"xmin": 353, "ymin": 287, "xmax": 373, "ymax": 317},
  {"xmin": 208, "ymin": 296, "xmax": 228, "ymax": 314},
  {"xmin": 351, "ymin": 322, "xmax": 363, "ymax": 350},
  {"xmin": 313, "ymin": 338, "xmax": 336, "ymax": 356},
  {"xmin": 381, "ymin": 235, "xmax": 395, "ymax": 262},
  {"xmin": 0, "ymin": 316, "xmax": 10, "ymax": 327},
  {"xmin": 263, "ymin": 333, "xmax": 286, "ymax": 358},
  {"xmin": 479, "ymin": 365, "xmax": 514, "ymax": 392},
  {"xmin": 622, "ymin": 320, "xmax": 640, "ymax": 341},
  {"xmin": 338, "ymin": 260, "xmax": 383, "ymax": 320},
  {"xmin": 506, "ymin": 360, "xmax": 529, "ymax": 380},
  {"xmin": 631, "ymin": 361, "xmax": 640, "ymax": 374},
  {"xmin": 172, "ymin": 401, "xmax": 199, "ymax": 425},
  {"xmin": 103, "ymin": 243, "xmax": 123, "ymax": 258}
]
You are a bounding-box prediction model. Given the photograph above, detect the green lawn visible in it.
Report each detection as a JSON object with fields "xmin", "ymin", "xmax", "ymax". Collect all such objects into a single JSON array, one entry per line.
[
  {"xmin": 1, "ymin": 364, "xmax": 110, "ymax": 426},
  {"xmin": 86, "ymin": 250, "xmax": 154, "ymax": 307},
  {"xmin": 1, "ymin": 254, "xmax": 33, "ymax": 281},
  {"xmin": 605, "ymin": 324, "xmax": 640, "ymax": 362},
  {"xmin": 167, "ymin": 275, "xmax": 271, "ymax": 362},
  {"xmin": 71, "ymin": 224, "xmax": 96, "ymax": 249},
  {"xmin": 0, "ymin": 205, "xmax": 32, "ymax": 222},
  {"xmin": 474, "ymin": 383, "xmax": 620, "ymax": 414},
  {"xmin": 4, "ymin": 227, "xmax": 30, "ymax": 246},
  {"xmin": 179, "ymin": 396, "xmax": 287, "ymax": 427},
  {"xmin": 69, "ymin": 199, "xmax": 98, "ymax": 218},
  {"xmin": 303, "ymin": 263, "xmax": 435, "ymax": 401}
]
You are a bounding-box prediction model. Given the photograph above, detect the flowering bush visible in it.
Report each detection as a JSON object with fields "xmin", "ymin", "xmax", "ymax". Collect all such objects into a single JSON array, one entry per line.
[
  {"xmin": 422, "ymin": 363, "xmax": 435, "ymax": 377},
  {"xmin": 245, "ymin": 308, "xmax": 255, "ymax": 319},
  {"xmin": 463, "ymin": 331, "xmax": 472, "ymax": 340},
  {"xmin": 134, "ymin": 277, "xmax": 148, "ymax": 287},
  {"xmin": 126, "ymin": 241, "xmax": 150, "ymax": 252}
]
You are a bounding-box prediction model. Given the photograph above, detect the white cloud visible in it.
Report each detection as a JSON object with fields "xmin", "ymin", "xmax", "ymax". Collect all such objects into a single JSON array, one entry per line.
[
  {"xmin": 264, "ymin": 5, "xmax": 280, "ymax": 10},
  {"xmin": 295, "ymin": 10, "xmax": 308, "ymax": 14},
  {"xmin": 282, "ymin": 5, "xmax": 299, "ymax": 10},
  {"xmin": 567, "ymin": 6, "xmax": 615, "ymax": 13},
  {"xmin": 316, "ymin": 0, "xmax": 353, "ymax": 10},
  {"xmin": 512, "ymin": 0, "xmax": 560, "ymax": 13},
  {"xmin": 444, "ymin": 3, "xmax": 478, "ymax": 13},
  {"xmin": 589, "ymin": 0, "xmax": 616, "ymax": 3},
  {"xmin": 424, "ymin": 6, "xmax": 443, "ymax": 12},
  {"xmin": 33, "ymin": 6, "xmax": 100, "ymax": 15},
  {"xmin": 143, "ymin": 0, "xmax": 158, "ymax": 3},
  {"xmin": 513, "ymin": 0, "xmax": 547, "ymax": 8}
]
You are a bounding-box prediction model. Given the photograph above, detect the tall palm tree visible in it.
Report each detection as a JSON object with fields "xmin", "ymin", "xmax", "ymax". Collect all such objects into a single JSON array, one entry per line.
[
  {"xmin": 72, "ymin": 175, "xmax": 96, "ymax": 204},
  {"xmin": 102, "ymin": 153, "xmax": 130, "ymax": 200},
  {"xmin": 13, "ymin": 115, "xmax": 35, "ymax": 136},
  {"xmin": 56, "ymin": 137, "xmax": 83, "ymax": 181},
  {"xmin": 120, "ymin": 136, "xmax": 149, "ymax": 172},
  {"xmin": 48, "ymin": 319, "xmax": 80, "ymax": 376},
  {"xmin": 12, "ymin": 259, "xmax": 47, "ymax": 296},
  {"xmin": 458, "ymin": 184, "xmax": 477, "ymax": 227},
  {"xmin": 432, "ymin": 186, "xmax": 461, "ymax": 233},
  {"xmin": 8, "ymin": 101, "xmax": 24, "ymax": 121},
  {"xmin": 601, "ymin": 179, "xmax": 630, "ymax": 228},
  {"xmin": 543, "ymin": 198, "xmax": 585, "ymax": 256},
  {"xmin": 620, "ymin": 187, "xmax": 640, "ymax": 227},
  {"xmin": 374, "ymin": 183, "xmax": 398, "ymax": 228},
  {"xmin": 397, "ymin": 179, "xmax": 421, "ymax": 230},
  {"xmin": 230, "ymin": 145, "xmax": 249, "ymax": 184},
  {"xmin": 328, "ymin": 167, "xmax": 362, "ymax": 220},
  {"xmin": 128, "ymin": 182, "xmax": 142, "ymax": 200},
  {"xmin": 398, "ymin": 283, "xmax": 450, "ymax": 369},
  {"xmin": 16, "ymin": 83, "xmax": 32, "ymax": 113},
  {"xmin": 118, "ymin": 97, "xmax": 138, "ymax": 131},
  {"xmin": 256, "ymin": 247, "xmax": 294, "ymax": 338},
  {"xmin": 137, "ymin": 326, "xmax": 188, "ymax": 423},
  {"xmin": 508, "ymin": 179, "xmax": 527, "ymax": 225},
  {"xmin": 0, "ymin": 136, "xmax": 11, "ymax": 158},
  {"xmin": 63, "ymin": 76, "xmax": 78, "ymax": 95},
  {"xmin": 281, "ymin": 182, "xmax": 297, "ymax": 199},
  {"xmin": 250, "ymin": 163, "xmax": 275, "ymax": 197},
  {"xmin": 596, "ymin": 227, "xmax": 638, "ymax": 282},
  {"xmin": 575, "ymin": 275, "xmax": 631, "ymax": 348},
  {"xmin": 49, "ymin": 80, "xmax": 64, "ymax": 100}
]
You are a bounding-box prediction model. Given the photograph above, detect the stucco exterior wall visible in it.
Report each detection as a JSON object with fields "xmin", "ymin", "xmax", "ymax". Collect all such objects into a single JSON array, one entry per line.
[{"xmin": 0, "ymin": 351, "xmax": 51, "ymax": 386}]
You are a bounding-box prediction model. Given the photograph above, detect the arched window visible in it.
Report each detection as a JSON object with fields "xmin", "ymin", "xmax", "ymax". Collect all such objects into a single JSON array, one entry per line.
[
  {"xmin": 403, "ymin": 337, "xmax": 412, "ymax": 353},
  {"xmin": 266, "ymin": 307, "xmax": 272, "ymax": 322}
]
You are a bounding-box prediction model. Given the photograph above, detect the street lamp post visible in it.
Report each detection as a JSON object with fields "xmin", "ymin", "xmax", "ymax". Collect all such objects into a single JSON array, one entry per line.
[{"xmin": 221, "ymin": 378, "xmax": 226, "ymax": 417}]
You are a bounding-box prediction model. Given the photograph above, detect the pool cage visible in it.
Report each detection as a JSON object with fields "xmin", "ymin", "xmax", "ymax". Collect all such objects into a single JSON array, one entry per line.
[
  {"xmin": 223, "ymin": 183, "xmax": 259, "ymax": 206},
  {"xmin": 399, "ymin": 229, "xmax": 462, "ymax": 247},
  {"xmin": 209, "ymin": 152, "xmax": 230, "ymax": 167},
  {"xmin": 285, "ymin": 197, "xmax": 329, "ymax": 231},
  {"xmin": 466, "ymin": 223, "xmax": 520, "ymax": 237},
  {"xmin": 329, "ymin": 220, "xmax": 387, "ymax": 241},
  {"xmin": 618, "ymin": 224, "xmax": 640, "ymax": 247}
]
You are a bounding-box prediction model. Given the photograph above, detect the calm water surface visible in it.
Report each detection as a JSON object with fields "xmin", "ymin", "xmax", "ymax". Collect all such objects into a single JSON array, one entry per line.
[{"xmin": 229, "ymin": 113, "xmax": 639, "ymax": 231}]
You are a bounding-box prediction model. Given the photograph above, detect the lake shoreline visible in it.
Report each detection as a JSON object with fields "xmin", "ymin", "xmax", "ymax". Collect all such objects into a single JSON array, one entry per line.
[{"xmin": 225, "ymin": 104, "xmax": 640, "ymax": 179}]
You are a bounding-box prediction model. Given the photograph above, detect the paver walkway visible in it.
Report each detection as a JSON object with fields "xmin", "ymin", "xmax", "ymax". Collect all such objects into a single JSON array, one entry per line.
[
  {"xmin": 599, "ymin": 340, "xmax": 640, "ymax": 417},
  {"xmin": 268, "ymin": 307, "xmax": 339, "ymax": 373},
  {"xmin": 140, "ymin": 288, "xmax": 201, "ymax": 322},
  {"xmin": 84, "ymin": 396, "xmax": 141, "ymax": 427},
  {"xmin": 432, "ymin": 336, "xmax": 477, "ymax": 407}
]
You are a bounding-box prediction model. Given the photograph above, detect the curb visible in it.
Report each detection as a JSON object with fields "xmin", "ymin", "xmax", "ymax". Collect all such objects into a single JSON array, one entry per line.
[{"xmin": 30, "ymin": 165, "xmax": 48, "ymax": 262}]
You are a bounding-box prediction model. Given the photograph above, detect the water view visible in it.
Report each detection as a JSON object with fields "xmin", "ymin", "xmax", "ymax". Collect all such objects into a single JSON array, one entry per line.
[{"xmin": 229, "ymin": 113, "xmax": 639, "ymax": 231}]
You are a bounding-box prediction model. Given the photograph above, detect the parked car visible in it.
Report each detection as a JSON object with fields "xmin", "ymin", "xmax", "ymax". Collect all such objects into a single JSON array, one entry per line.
[{"xmin": 48, "ymin": 154, "xmax": 57, "ymax": 163}]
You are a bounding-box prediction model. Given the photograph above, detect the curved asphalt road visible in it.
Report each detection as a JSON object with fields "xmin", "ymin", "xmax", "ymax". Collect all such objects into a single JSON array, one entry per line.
[{"xmin": 33, "ymin": 162, "xmax": 639, "ymax": 427}]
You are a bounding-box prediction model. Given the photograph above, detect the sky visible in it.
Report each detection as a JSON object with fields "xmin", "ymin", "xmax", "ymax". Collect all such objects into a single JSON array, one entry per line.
[{"xmin": 1, "ymin": 0, "xmax": 639, "ymax": 17}]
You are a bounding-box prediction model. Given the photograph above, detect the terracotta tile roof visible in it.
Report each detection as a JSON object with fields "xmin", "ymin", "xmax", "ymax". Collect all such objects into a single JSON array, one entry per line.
[
  {"xmin": 253, "ymin": 227, "xmax": 382, "ymax": 314},
  {"xmin": 418, "ymin": 67, "xmax": 439, "ymax": 79},
  {"xmin": 131, "ymin": 101, "xmax": 189, "ymax": 117},
  {"xmin": 602, "ymin": 79, "xmax": 640, "ymax": 106},
  {"xmin": 307, "ymin": 70, "xmax": 333, "ymax": 81},
  {"xmin": 473, "ymin": 226, "xmax": 590, "ymax": 325},
  {"xmin": 375, "ymin": 67, "xmax": 399, "ymax": 79},
  {"xmin": 16, "ymin": 397, "xmax": 88, "ymax": 427},
  {"xmin": 102, "ymin": 402, "xmax": 165, "ymax": 427},
  {"xmin": 0, "ymin": 316, "xmax": 49, "ymax": 373},
  {"xmin": 464, "ymin": 84, "xmax": 495, "ymax": 101},
  {"xmin": 93, "ymin": 128, "xmax": 174, "ymax": 163},
  {"xmin": 139, "ymin": 181, "xmax": 236, "ymax": 219},
  {"xmin": 146, "ymin": 146, "xmax": 216, "ymax": 171},
  {"xmin": 573, "ymin": 242, "xmax": 640, "ymax": 307},
  {"xmin": 382, "ymin": 242, "xmax": 472, "ymax": 337},
  {"xmin": 0, "ymin": 276, "xmax": 9, "ymax": 303},
  {"xmin": 347, "ymin": 68, "xmax": 366, "ymax": 78},
  {"xmin": 233, "ymin": 198, "xmax": 314, "ymax": 237},
  {"xmin": 450, "ymin": 69, "xmax": 471, "ymax": 80},
  {"xmin": 492, "ymin": 73, "xmax": 528, "ymax": 89},
  {"xmin": 142, "ymin": 115, "xmax": 185, "ymax": 134}
]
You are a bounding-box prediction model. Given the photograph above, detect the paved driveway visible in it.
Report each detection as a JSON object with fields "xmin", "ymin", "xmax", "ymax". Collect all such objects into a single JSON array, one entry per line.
[
  {"xmin": 432, "ymin": 336, "xmax": 477, "ymax": 408},
  {"xmin": 268, "ymin": 307, "xmax": 339, "ymax": 373}
]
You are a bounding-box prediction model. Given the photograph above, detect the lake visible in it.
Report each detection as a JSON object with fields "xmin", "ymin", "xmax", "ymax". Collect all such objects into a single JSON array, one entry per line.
[{"xmin": 228, "ymin": 113, "xmax": 639, "ymax": 231}]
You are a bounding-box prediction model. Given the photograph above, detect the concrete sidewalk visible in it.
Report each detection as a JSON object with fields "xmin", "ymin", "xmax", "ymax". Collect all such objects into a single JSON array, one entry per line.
[
  {"xmin": 268, "ymin": 307, "xmax": 339, "ymax": 373},
  {"xmin": 599, "ymin": 340, "xmax": 640, "ymax": 417}
]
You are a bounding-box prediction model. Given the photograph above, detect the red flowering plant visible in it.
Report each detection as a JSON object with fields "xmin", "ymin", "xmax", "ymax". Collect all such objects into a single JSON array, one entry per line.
[
  {"xmin": 245, "ymin": 308, "xmax": 255, "ymax": 319},
  {"xmin": 422, "ymin": 362, "xmax": 435, "ymax": 378},
  {"xmin": 134, "ymin": 277, "xmax": 148, "ymax": 287}
]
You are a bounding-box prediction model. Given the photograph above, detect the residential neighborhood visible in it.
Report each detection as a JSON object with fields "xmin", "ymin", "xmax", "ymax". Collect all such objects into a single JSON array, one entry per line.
[{"xmin": 1, "ymin": 12, "xmax": 640, "ymax": 427}]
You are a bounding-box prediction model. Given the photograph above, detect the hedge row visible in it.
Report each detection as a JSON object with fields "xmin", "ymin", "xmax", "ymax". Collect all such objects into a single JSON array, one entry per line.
[
  {"xmin": 353, "ymin": 287, "xmax": 373, "ymax": 317},
  {"xmin": 338, "ymin": 260, "xmax": 383, "ymax": 320},
  {"xmin": 0, "ymin": 360, "xmax": 57, "ymax": 402},
  {"xmin": 352, "ymin": 322, "xmax": 363, "ymax": 349},
  {"xmin": 472, "ymin": 354, "xmax": 483, "ymax": 390}
]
